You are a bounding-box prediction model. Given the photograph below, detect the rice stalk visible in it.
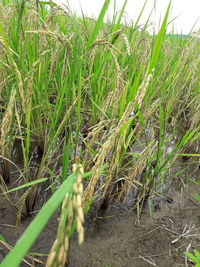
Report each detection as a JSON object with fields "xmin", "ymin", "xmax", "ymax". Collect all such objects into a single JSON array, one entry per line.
[
  {"xmin": 46, "ymin": 193, "xmax": 71, "ymax": 267},
  {"xmin": 24, "ymin": 49, "xmax": 50, "ymax": 109},
  {"xmin": 83, "ymin": 71, "xmax": 153, "ymax": 205},
  {"xmin": 0, "ymin": 87, "xmax": 16, "ymax": 183},
  {"xmin": 46, "ymin": 164, "xmax": 84, "ymax": 267},
  {"xmin": 26, "ymin": 29, "xmax": 73, "ymax": 53},
  {"xmin": 16, "ymin": 187, "xmax": 32, "ymax": 226},
  {"xmin": 72, "ymin": 163, "xmax": 84, "ymax": 245},
  {"xmin": 122, "ymin": 33, "xmax": 131, "ymax": 55}
]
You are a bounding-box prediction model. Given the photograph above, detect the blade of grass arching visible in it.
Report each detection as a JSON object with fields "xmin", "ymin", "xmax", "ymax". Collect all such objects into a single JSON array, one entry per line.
[
  {"xmin": 177, "ymin": 153, "xmax": 200, "ymax": 158},
  {"xmin": 1, "ymin": 170, "xmax": 91, "ymax": 267},
  {"xmin": 190, "ymin": 131, "xmax": 200, "ymax": 144},
  {"xmin": 157, "ymin": 161, "xmax": 187, "ymax": 184},
  {"xmin": 0, "ymin": 174, "xmax": 76, "ymax": 267},
  {"xmin": 90, "ymin": 98, "xmax": 109, "ymax": 119},
  {"xmin": 155, "ymin": 129, "xmax": 199, "ymax": 176},
  {"xmin": 184, "ymin": 251, "xmax": 200, "ymax": 265},
  {"xmin": 0, "ymin": 178, "xmax": 48, "ymax": 195},
  {"xmin": 86, "ymin": 0, "xmax": 111, "ymax": 50},
  {"xmin": 177, "ymin": 129, "xmax": 199, "ymax": 150},
  {"xmin": 37, "ymin": 1, "xmax": 58, "ymax": 6},
  {"xmin": 147, "ymin": 0, "xmax": 172, "ymax": 74}
]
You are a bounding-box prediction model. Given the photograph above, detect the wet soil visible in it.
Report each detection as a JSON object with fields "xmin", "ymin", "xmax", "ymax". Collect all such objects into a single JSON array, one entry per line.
[
  {"xmin": 0, "ymin": 140, "xmax": 200, "ymax": 266},
  {"xmin": 1, "ymin": 176, "xmax": 200, "ymax": 267},
  {"xmin": 68, "ymin": 181, "xmax": 200, "ymax": 267}
]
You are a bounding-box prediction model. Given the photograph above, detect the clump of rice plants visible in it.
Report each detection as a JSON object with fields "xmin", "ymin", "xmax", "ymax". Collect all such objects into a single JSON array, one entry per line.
[{"xmin": 0, "ymin": 0, "xmax": 199, "ymax": 266}]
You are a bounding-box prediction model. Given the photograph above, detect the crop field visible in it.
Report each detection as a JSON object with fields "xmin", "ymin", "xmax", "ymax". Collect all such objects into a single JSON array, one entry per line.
[{"xmin": 0, "ymin": 0, "xmax": 200, "ymax": 266}]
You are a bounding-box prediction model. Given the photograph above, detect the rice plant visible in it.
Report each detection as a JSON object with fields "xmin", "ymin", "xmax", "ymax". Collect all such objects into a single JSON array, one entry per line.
[{"xmin": 0, "ymin": 0, "xmax": 199, "ymax": 266}]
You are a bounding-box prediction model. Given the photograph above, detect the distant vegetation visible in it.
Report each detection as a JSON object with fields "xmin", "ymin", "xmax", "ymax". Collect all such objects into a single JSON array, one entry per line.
[{"xmin": 166, "ymin": 34, "xmax": 188, "ymax": 38}]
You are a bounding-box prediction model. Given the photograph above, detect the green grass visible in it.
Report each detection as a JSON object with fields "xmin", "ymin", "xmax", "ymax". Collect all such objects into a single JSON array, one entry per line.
[{"xmin": 0, "ymin": 0, "xmax": 199, "ymax": 265}]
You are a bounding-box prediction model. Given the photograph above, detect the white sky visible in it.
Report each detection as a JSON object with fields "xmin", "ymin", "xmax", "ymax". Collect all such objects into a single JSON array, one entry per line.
[{"xmin": 54, "ymin": 0, "xmax": 200, "ymax": 35}]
